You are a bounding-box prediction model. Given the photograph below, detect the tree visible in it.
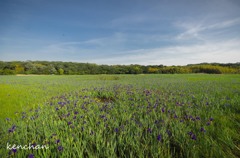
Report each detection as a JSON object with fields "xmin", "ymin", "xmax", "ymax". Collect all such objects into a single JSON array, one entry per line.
[
  {"xmin": 15, "ymin": 64, "xmax": 25, "ymax": 74},
  {"xmin": 148, "ymin": 67, "xmax": 159, "ymax": 73},
  {"xmin": 58, "ymin": 68, "xmax": 64, "ymax": 75}
]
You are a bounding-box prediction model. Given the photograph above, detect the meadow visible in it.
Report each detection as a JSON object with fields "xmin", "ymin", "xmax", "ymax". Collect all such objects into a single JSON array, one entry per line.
[{"xmin": 0, "ymin": 74, "xmax": 239, "ymax": 157}]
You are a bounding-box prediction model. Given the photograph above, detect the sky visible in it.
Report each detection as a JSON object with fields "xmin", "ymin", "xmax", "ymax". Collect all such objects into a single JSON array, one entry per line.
[{"xmin": 0, "ymin": 0, "xmax": 240, "ymax": 65}]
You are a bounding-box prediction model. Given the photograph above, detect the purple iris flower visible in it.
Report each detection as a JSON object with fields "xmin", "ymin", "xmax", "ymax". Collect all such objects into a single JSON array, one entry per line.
[
  {"xmin": 191, "ymin": 134, "xmax": 197, "ymax": 140},
  {"xmin": 8, "ymin": 125, "xmax": 16, "ymax": 133},
  {"xmin": 188, "ymin": 131, "xmax": 197, "ymax": 140},
  {"xmin": 56, "ymin": 139, "xmax": 60, "ymax": 144},
  {"xmin": 161, "ymin": 108, "xmax": 165, "ymax": 113},
  {"xmin": 12, "ymin": 148, "xmax": 17, "ymax": 153},
  {"xmin": 74, "ymin": 111, "xmax": 79, "ymax": 115},
  {"xmin": 157, "ymin": 134, "xmax": 162, "ymax": 141},
  {"xmin": 200, "ymin": 127, "xmax": 206, "ymax": 132},
  {"xmin": 58, "ymin": 146, "xmax": 63, "ymax": 152},
  {"xmin": 196, "ymin": 116, "xmax": 200, "ymax": 120},
  {"xmin": 188, "ymin": 131, "xmax": 193, "ymax": 136},
  {"xmin": 115, "ymin": 128, "xmax": 119, "ymax": 133},
  {"xmin": 147, "ymin": 128, "xmax": 152, "ymax": 133}
]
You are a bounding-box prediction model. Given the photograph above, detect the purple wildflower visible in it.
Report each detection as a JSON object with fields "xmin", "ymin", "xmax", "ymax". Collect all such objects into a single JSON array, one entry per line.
[
  {"xmin": 56, "ymin": 139, "xmax": 60, "ymax": 144},
  {"xmin": 31, "ymin": 143, "xmax": 36, "ymax": 147},
  {"xmin": 188, "ymin": 131, "xmax": 193, "ymax": 136},
  {"xmin": 210, "ymin": 117, "xmax": 214, "ymax": 121},
  {"xmin": 12, "ymin": 125, "xmax": 16, "ymax": 130},
  {"xmin": 196, "ymin": 116, "xmax": 201, "ymax": 120},
  {"xmin": 166, "ymin": 130, "xmax": 172, "ymax": 136},
  {"xmin": 8, "ymin": 125, "xmax": 16, "ymax": 133},
  {"xmin": 206, "ymin": 122, "xmax": 211, "ymax": 126},
  {"xmin": 68, "ymin": 122, "xmax": 72, "ymax": 125},
  {"xmin": 8, "ymin": 129, "xmax": 13, "ymax": 133},
  {"xmin": 115, "ymin": 128, "xmax": 119, "ymax": 133},
  {"xmin": 28, "ymin": 154, "xmax": 34, "ymax": 158},
  {"xmin": 12, "ymin": 148, "xmax": 17, "ymax": 154},
  {"xmin": 157, "ymin": 134, "xmax": 162, "ymax": 142},
  {"xmin": 74, "ymin": 111, "xmax": 79, "ymax": 115},
  {"xmin": 188, "ymin": 131, "xmax": 197, "ymax": 140},
  {"xmin": 58, "ymin": 146, "xmax": 63, "ymax": 152},
  {"xmin": 147, "ymin": 128, "xmax": 152, "ymax": 133},
  {"xmin": 200, "ymin": 127, "xmax": 206, "ymax": 132},
  {"xmin": 161, "ymin": 107, "xmax": 165, "ymax": 113},
  {"xmin": 191, "ymin": 134, "xmax": 197, "ymax": 140}
]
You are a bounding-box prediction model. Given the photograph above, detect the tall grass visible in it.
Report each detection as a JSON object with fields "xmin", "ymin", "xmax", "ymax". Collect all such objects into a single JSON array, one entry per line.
[{"xmin": 0, "ymin": 74, "xmax": 239, "ymax": 157}]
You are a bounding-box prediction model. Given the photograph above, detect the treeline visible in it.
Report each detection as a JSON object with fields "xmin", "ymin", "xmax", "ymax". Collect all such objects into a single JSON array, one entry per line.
[{"xmin": 0, "ymin": 61, "xmax": 239, "ymax": 75}]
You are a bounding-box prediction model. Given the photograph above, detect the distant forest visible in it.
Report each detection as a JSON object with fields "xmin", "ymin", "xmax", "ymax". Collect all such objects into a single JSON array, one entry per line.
[{"xmin": 0, "ymin": 61, "xmax": 239, "ymax": 75}]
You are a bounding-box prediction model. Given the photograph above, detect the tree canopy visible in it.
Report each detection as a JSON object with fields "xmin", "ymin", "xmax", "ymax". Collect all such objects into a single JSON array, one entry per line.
[{"xmin": 0, "ymin": 61, "xmax": 239, "ymax": 75}]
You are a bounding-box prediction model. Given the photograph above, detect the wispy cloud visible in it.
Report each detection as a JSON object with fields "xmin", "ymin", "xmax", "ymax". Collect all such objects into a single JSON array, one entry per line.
[
  {"xmin": 85, "ymin": 39, "xmax": 240, "ymax": 65},
  {"xmin": 175, "ymin": 17, "xmax": 240, "ymax": 41}
]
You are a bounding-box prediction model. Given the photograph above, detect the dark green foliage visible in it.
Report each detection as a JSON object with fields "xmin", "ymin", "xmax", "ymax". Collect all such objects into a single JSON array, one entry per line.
[{"xmin": 0, "ymin": 61, "xmax": 239, "ymax": 75}]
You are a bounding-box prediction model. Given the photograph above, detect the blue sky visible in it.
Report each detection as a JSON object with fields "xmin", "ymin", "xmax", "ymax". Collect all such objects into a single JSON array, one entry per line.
[{"xmin": 0, "ymin": 0, "xmax": 240, "ymax": 65}]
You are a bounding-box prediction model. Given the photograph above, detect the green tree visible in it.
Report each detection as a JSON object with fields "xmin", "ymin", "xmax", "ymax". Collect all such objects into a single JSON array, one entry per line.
[
  {"xmin": 15, "ymin": 64, "xmax": 25, "ymax": 74},
  {"xmin": 58, "ymin": 68, "xmax": 64, "ymax": 75}
]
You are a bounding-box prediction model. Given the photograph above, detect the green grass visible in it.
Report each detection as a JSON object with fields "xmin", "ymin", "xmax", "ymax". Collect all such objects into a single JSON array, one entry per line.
[{"xmin": 0, "ymin": 74, "xmax": 239, "ymax": 157}]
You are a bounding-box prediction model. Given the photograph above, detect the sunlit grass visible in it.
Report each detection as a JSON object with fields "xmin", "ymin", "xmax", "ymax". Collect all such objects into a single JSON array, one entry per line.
[{"xmin": 0, "ymin": 74, "xmax": 239, "ymax": 157}]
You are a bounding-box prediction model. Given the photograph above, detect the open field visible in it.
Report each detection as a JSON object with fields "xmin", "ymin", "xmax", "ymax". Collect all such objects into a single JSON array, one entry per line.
[{"xmin": 0, "ymin": 74, "xmax": 239, "ymax": 157}]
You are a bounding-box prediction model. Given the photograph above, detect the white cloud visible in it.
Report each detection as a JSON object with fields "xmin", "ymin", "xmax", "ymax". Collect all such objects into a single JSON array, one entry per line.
[
  {"xmin": 175, "ymin": 17, "xmax": 240, "ymax": 41},
  {"xmin": 84, "ymin": 39, "xmax": 240, "ymax": 65}
]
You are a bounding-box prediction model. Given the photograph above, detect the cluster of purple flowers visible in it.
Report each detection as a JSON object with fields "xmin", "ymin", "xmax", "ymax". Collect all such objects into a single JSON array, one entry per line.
[
  {"xmin": 5, "ymin": 85, "xmax": 218, "ymax": 157},
  {"xmin": 143, "ymin": 89, "xmax": 152, "ymax": 96},
  {"xmin": 188, "ymin": 132, "xmax": 197, "ymax": 140},
  {"xmin": 8, "ymin": 125, "xmax": 16, "ymax": 133}
]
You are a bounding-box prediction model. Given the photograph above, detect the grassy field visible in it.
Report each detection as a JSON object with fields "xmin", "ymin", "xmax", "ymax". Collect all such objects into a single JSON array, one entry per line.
[{"xmin": 0, "ymin": 74, "xmax": 239, "ymax": 157}]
